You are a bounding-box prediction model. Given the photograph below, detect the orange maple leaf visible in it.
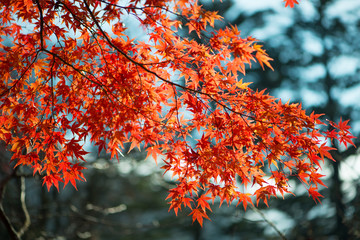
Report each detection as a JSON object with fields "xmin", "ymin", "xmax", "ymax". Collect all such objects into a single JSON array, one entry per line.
[{"xmin": 284, "ymin": 0, "xmax": 300, "ymax": 8}]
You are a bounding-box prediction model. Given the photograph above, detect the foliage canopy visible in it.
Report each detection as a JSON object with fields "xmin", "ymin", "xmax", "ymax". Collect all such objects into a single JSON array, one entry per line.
[{"xmin": 0, "ymin": 0, "xmax": 354, "ymax": 225}]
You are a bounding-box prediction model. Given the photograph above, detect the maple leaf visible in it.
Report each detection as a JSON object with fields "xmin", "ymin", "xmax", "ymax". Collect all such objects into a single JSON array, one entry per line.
[
  {"xmin": 197, "ymin": 194, "xmax": 212, "ymax": 212},
  {"xmin": 182, "ymin": 197, "xmax": 194, "ymax": 210},
  {"xmin": 253, "ymin": 44, "xmax": 274, "ymax": 70},
  {"xmin": 328, "ymin": 118, "xmax": 356, "ymax": 147},
  {"xmin": 309, "ymin": 172, "xmax": 327, "ymax": 188},
  {"xmin": 236, "ymin": 193, "xmax": 254, "ymax": 211},
  {"xmin": 236, "ymin": 78, "xmax": 252, "ymax": 89},
  {"xmin": 43, "ymin": 174, "xmax": 63, "ymax": 192},
  {"xmin": 308, "ymin": 186, "xmax": 324, "ymax": 204},
  {"xmin": 318, "ymin": 143, "xmax": 336, "ymax": 161},
  {"xmin": 324, "ymin": 129, "xmax": 338, "ymax": 141},
  {"xmin": 189, "ymin": 208, "xmax": 211, "ymax": 227},
  {"xmin": 284, "ymin": 0, "xmax": 300, "ymax": 8},
  {"xmin": 23, "ymin": 0, "xmax": 33, "ymax": 12},
  {"xmin": 145, "ymin": 145, "xmax": 162, "ymax": 164}
]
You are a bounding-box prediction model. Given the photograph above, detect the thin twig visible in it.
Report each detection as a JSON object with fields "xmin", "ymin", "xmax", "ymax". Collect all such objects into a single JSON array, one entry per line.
[{"xmin": 250, "ymin": 205, "xmax": 287, "ymax": 240}]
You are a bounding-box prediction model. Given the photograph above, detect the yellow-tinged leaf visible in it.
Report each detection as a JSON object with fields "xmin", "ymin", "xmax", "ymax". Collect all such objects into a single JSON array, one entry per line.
[
  {"xmin": 11, "ymin": 140, "xmax": 20, "ymax": 152},
  {"xmin": 236, "ymin": 79, "xmax": 252, "ymax": 89}
]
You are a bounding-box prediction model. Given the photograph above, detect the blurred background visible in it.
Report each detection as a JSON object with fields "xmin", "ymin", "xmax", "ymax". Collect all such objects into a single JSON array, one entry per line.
[{"xmin": 1, "ymin": 0, "xmax": 360, "ymax": 239}]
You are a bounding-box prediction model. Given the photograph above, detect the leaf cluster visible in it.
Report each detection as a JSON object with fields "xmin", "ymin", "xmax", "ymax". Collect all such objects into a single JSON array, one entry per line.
[{"xmin": 0, "ymin": 0, "xmax": 354, "ymax": 226}]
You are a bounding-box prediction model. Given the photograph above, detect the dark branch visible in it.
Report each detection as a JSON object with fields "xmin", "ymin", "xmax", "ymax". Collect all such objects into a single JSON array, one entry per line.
[{"xmin": 0, "ymin": 169, "xmax": 20, "ymax": 240}]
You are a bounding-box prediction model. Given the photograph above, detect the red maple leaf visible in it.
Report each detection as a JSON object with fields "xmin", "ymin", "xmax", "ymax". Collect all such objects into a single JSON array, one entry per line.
[{"xmin": 284, "ymin": 0, "xmax": 299, "ymax": 8}]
